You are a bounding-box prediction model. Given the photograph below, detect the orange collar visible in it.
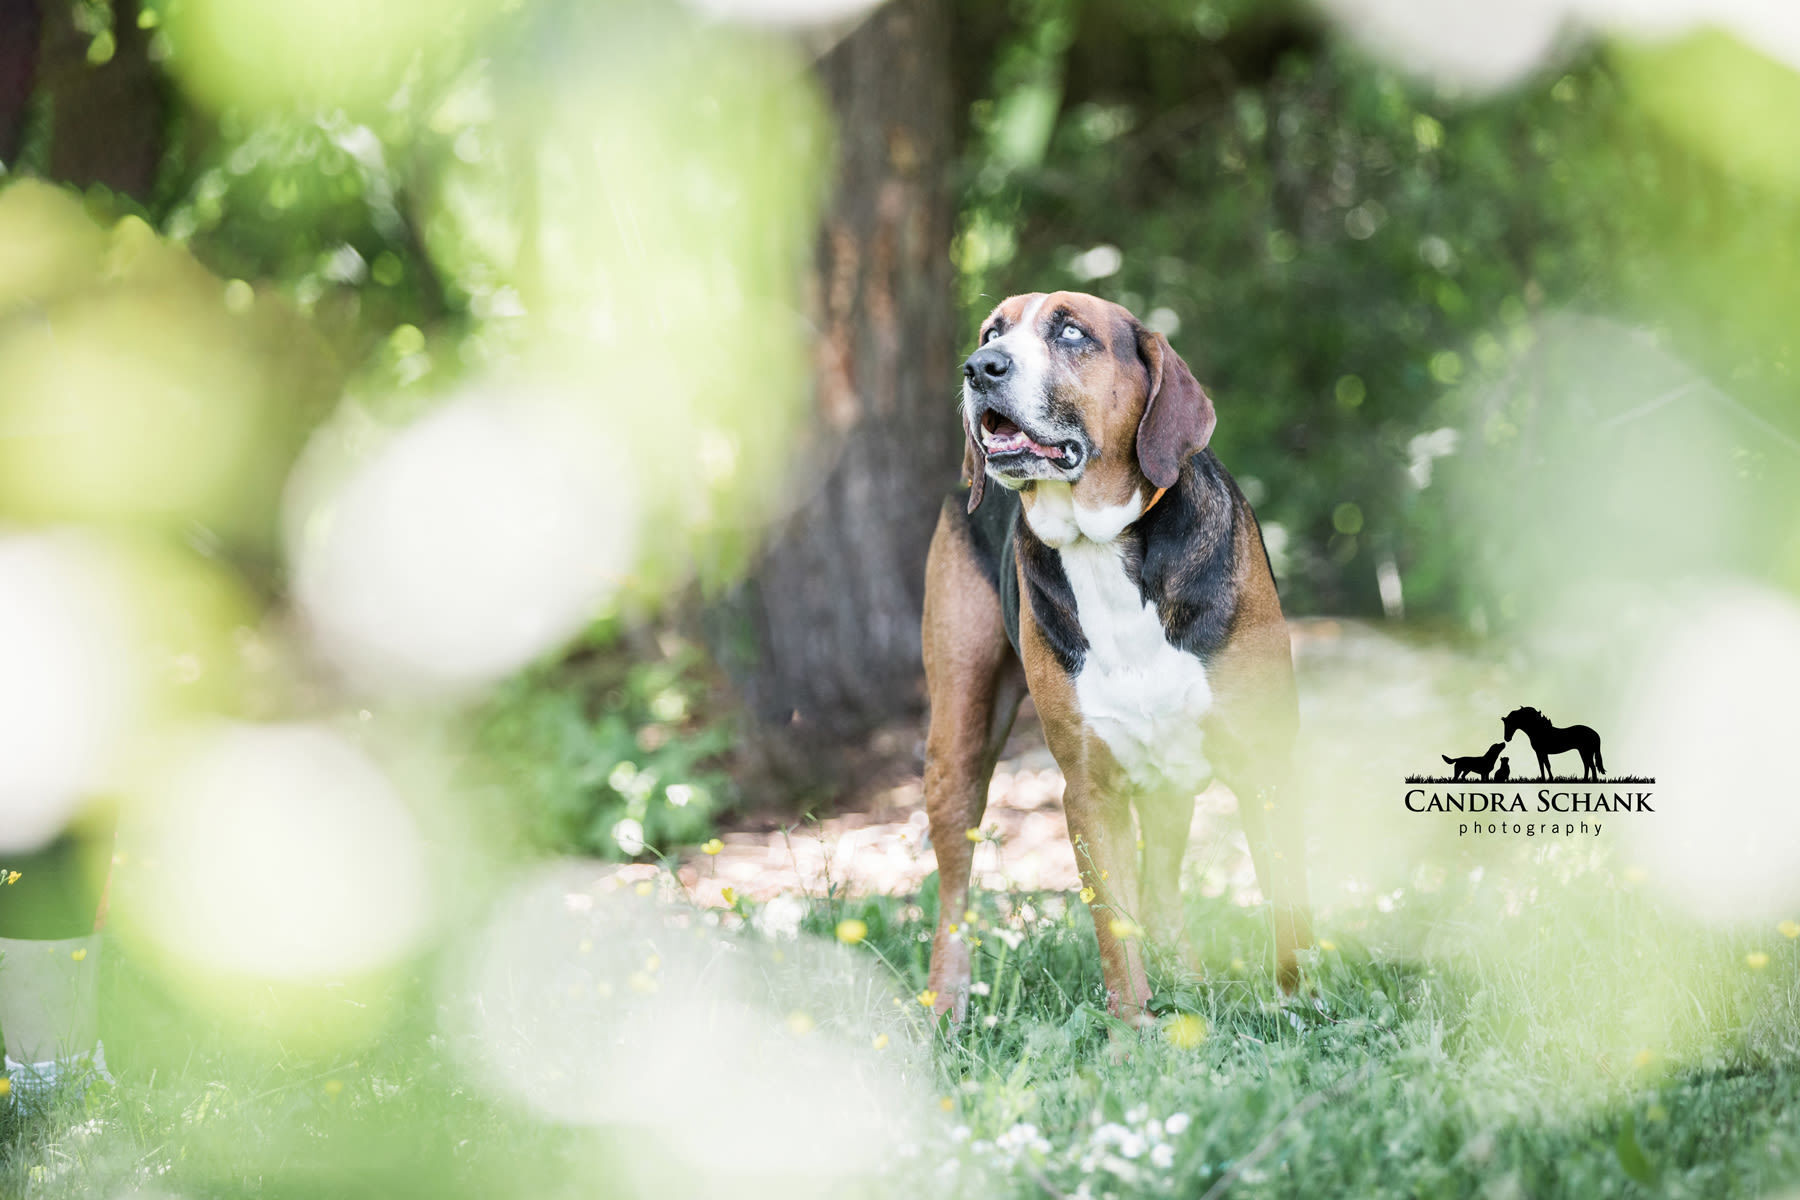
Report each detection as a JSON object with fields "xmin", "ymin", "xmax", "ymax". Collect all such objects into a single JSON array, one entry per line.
[{"xmin": 1139, "ymin": 486, "xmax": 1169, "ymax": 520}]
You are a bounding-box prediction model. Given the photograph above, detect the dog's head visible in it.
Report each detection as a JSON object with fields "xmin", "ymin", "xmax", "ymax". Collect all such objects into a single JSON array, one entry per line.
[{"xmin": 960, "ymin": 291, "xmax": 1215, "ymax": 515}]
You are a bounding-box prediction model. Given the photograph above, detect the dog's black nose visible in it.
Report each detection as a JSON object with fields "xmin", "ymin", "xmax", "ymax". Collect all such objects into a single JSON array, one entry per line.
[{"xmin": 962, "ymin": 346, "xmax": 1012, "ymax": 387}]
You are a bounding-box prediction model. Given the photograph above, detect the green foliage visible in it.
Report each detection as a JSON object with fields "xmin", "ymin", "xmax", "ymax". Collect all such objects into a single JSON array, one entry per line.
[
  {"xmin": 956, "ymin": 5, "xmax": 1800, "ymax": 621},
  {"xmin": 476, "ymin": 632, "xmax": 735, "ymax": 860}
]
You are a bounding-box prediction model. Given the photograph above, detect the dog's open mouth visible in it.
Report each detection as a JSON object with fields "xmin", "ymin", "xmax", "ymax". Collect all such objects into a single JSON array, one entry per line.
[{"xmin": 980, "ymin": 411, "xmax": 1069, "ymax": 461}]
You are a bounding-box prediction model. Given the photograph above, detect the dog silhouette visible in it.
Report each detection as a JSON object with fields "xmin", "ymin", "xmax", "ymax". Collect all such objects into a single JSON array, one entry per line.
[
  {"xmin": 1442, "ymin": 742, "xmax": 1506, "ymax": 781},
  {"xmin": 1493, "ymin": 757, "xmax": 1510, "ymax": 782},
  {"xmin": 1503, "ymin": 707, "xmax": 1604, "ymax": 780}
]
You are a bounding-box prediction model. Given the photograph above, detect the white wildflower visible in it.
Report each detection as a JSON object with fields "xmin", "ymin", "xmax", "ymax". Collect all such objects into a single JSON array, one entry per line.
[{"xmin": 611, "ymin": 818, "xmax": 645, "ymax": 856}]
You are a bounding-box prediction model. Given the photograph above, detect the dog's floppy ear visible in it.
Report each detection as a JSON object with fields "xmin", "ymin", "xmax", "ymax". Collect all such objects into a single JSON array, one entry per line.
[
  {"xmin": 1134, "ymin": 327, "xmax": 1216, "ymax": 490},
  {"xmin": 962, "ymin": 412, "xmax": 988, "ymax": 513}
]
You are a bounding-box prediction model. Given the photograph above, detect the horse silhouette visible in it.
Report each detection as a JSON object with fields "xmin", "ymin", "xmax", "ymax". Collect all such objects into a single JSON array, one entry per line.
[
  {"xmin": 1502, "ymin": 707, "xmax": 1604, "ymax": 780},
  {"xmin": 1442, "ymin": 742, "xmax": 1506, "ymax": 781}
]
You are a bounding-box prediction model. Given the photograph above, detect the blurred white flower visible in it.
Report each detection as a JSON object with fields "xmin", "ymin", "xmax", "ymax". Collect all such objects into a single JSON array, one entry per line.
[
  {"xmin": 129, "ymin": 723, "xmax": 429, "ymax": 979},
  {"xmin": 0, "ymin": 535, "xmax": 138, "ymax": 852},
  {"xmin": 289, "ymin": 389, "xmax": 633, "ymax": 693},
  {"xmin": 1069, "ymin": 244, "xmax": 1123, "ymax": 282},
  {"xmin": 611, "ymin": 818, "xmax": 646, "ymax": 856},
  {"xmin": 682, "ymin": 0, "xmax": 882, "ymax": 27},
  {"xmin": 1407, "ymin": 427, "xmax": 1460, "ymax": 489},
  {"xmin": 1317, "ymin": 0, "xmax": 1800, "ymax": 91}
]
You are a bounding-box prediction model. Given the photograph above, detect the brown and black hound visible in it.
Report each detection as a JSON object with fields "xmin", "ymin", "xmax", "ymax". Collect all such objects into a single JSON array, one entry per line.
[{"xmin": 920, "ymin": 291, "xmax": 1311, "ymax": 1024}]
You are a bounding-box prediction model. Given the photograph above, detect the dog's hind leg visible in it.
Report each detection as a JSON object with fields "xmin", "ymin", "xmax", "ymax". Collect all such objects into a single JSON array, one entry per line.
[
  {"xmin": 1136, "ymin": 787, "xmax": 1200, "ymax": 974},
  {"xmin": 921, "ymin": 504, "xmax": 1023, "ymax": 1021},
  {"xmin": 1233, "ymin": 760, "xmax": 1312, "ymax": 994},
  {"xmin": 1206, "ymin": 616, "xmax": 1309, "ymax": 996}
]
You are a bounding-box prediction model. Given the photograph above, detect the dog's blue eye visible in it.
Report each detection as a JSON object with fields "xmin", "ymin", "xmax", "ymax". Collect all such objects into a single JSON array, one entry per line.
[{"xmin": 1059, "ymin": 325, "xmax": 1085, "ymax": 341}]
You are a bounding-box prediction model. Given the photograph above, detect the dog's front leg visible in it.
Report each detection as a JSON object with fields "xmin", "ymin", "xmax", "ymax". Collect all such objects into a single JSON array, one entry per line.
[{"xmin": 1063, "ymin": 773, "xmax": 1153, "ymax": 1024}]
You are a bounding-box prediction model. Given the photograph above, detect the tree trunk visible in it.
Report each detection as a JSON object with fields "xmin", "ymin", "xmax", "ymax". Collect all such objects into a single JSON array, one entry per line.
[
  {"xmin": 710, "ymin": 0, "xmax": 959, "ymax": 792},
  {"xmin": 39, "ymin": 0, "xmax": 167, "ymax": 201},
  {"xmin": 0, "ymin": 0, "xmax": 42, "ymax": 167}
]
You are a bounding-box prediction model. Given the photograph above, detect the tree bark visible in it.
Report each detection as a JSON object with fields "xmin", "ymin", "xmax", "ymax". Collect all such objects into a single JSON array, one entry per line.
[
  {"xmin": 0, "ymin": 0, "xmax": 42, "ymax": 167},
  {"xmin": 711, "ymin": 0, "xmax": 959, "ymax": 791},
  {"xmin": 37, "ymin": 0, "xmax": 167, "ymax": 201}
]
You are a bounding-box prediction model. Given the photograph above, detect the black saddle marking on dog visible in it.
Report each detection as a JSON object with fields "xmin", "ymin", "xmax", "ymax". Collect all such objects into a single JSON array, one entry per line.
[
  {"xmin": 1128, "ymin": 450, "xmax": 1242, "ymax": 662},
  {"xmin": 1013, "ymin": 518, "xmax": 1088, "ymax": 675},
  {"xmin": 947, "ymin": 451, "xmax": 1246, "ymax": 673}
]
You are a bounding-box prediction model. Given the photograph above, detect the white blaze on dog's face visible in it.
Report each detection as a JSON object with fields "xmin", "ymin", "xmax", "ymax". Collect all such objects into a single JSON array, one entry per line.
[{"xmin": 959, "ymin": 290, "xmax": 1216, "ymax": 543}]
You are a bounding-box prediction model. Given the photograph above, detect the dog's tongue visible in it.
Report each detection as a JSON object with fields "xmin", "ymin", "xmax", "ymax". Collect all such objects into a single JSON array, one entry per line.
[{"xmin": 982, "ymin": 420, "xmax": 1064, "ymax": 459}]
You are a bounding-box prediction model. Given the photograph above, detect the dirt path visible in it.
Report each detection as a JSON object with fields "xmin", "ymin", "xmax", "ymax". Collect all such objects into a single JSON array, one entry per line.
[{"xmin": 606, "ymin": 617, "xmax": 1499, "ymax": 908}]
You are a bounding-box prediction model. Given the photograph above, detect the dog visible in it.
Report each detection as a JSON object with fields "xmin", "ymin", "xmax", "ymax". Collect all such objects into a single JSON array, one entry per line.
[
  {"xmin": 920, "ymin": 291, "xmax": 1309, "ymax": 1023},
  {"xmin": 1441, "ymin": 742, "xmax": 1505, "ymax": 781},
  {"xmin": 1493, "ymin": 756, "xmax": 1510, "ymax": 782}
]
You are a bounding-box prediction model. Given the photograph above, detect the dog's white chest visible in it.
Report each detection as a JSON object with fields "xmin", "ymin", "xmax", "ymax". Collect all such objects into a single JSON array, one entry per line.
[{"xmin": 1058, "ymin": 538, "xmax": 1214, "ymax": 792}]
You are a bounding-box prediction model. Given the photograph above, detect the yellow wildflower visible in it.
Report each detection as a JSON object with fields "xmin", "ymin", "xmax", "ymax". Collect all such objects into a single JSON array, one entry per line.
[
  {"xmin": 965, "ymin": 828, "xmax": 984, "ymax": 843},
  {"xmin": 644, "ymin": 954, "xmax": 660, "ymax": 973},
  {"xmin": 1746, "ymin": 951, "xmax": 1770, "ymax": 969},
  {"xmin": 939, "ymin": 1097, "xmax": 955, "ymax": 1112},
  {"xmin": 4, "ymin": 871, "xmax": 18, "ymax": 885},
  {"xmin": 1109, "ymin": 918, "xmax": 1143, "ymax": 940},
  {"xmin": 721, "ymin": 887, "xmax": 737, "ymax": 906},
  {"xmin": 872, "ymin": 1033, "xmax": 890, "ymax": 1050},
  {"xmin": 578, "ymin": 939, "xmax": 593, "ymax": 954},
  {"xmin": 1318, "ymin": 939, "xmax": 1338, "ymax": 952},
  {"xmin": 628, "ymin": 970, "xmax": 658, "ymax": 994},
  {"xmin": 836, "ymin": 919, "xmax": 868, "ymax": 945},
  {"xmin": 917, "ymin": 989, "xmax": 938, "ymax": 1008},
  {"xmin": 963, "ymin": 909, "xmax": 978, "ymax": 924},
  {"xmin": 1231, "ymin": 957, "xmax": 1246, "ymax": 971},
  {"xmin": 1080, "ymin": 887, "xmax": 1096, "ymax": 905},
  {"xmin": 1780, "ymin": 920, "xmax": 1800, "ymax": 940},
  {"xmin": 701, "ymin": 839, "xmax": 724, "ymax": 856},
  {"xmin": 1633, "ymin": 1049, "xmax": 1654, "ymax": 1069},
  {"xmin": 323, "ymin": 1079, "xmax": 344, "ymax": 1098},
  {"xmin": 634, "ymin": 880, "xmax": 653, "ymax": 896},
  {"xmin": 1165, "ymin": 1013, "xmax": 1207, "ymax": 1050},
  {"xmin": 0, "ymin": 1077, "xmax": 10, "ymax": 1098},
  {"xmin": 786, "ymin": 1011, "xmax": 815, "ymax": 1035},
  {"xmin": 71, "ymin": 948, "xmax": 87, "ymax": 962}
]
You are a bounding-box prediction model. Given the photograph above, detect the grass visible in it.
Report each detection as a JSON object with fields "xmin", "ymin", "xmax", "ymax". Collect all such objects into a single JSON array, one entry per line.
[
  {"xmin": 1403, "ymin": 776, "xmax": 1658, "ymax": 785},
  {"xmin": 4, "ymin": 843, "xmax": 1800, "ymax": 1199}
]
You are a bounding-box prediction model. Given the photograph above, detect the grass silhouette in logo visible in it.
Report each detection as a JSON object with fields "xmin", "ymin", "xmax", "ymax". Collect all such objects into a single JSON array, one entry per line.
[{"xmin": 1405, "ymin": 706, "xmax": 1656, "ymax": 783}]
